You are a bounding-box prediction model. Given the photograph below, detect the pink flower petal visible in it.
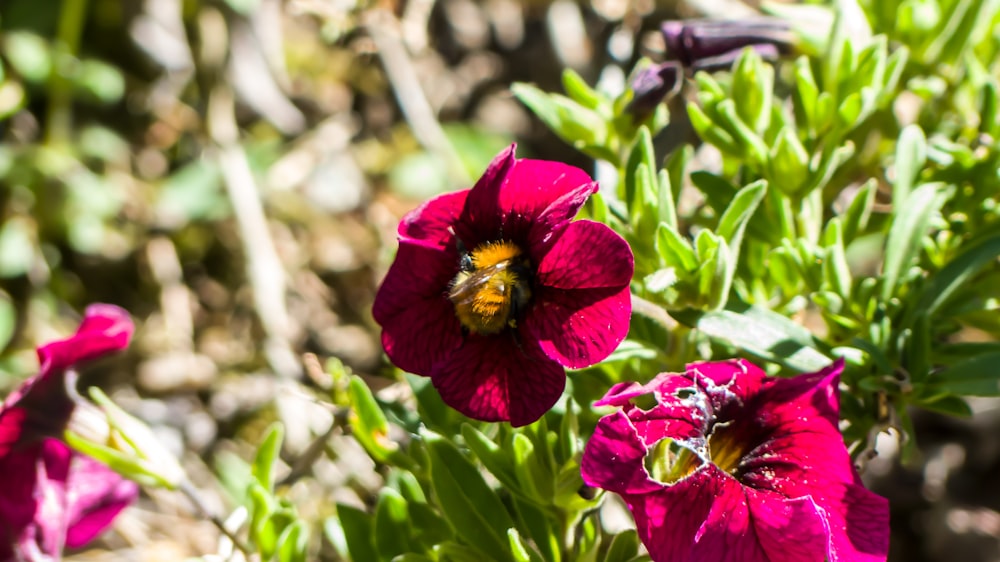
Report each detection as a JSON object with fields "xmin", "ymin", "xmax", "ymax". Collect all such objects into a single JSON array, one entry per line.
[
  {"xmin": 691, "ymin": 472, "xmax": 828, "ymax": 562},
  {"xmin": 580, "ymin": 410, "xmax": 667, "ymax": 495},
  {"xmin": 458, "ymin": 145, "xmax": 597, "ymax": 251},
  {"xmin": 583, "ymin": 359, "xmax": 890, "ymax": 562},
  {"xmin": 455, "ymin": 145, "xmax": 517, "ymax": 247},
  {"xmin": 398, "ymin": 189, "xmax": 469, "ymax": 250},
  {"xmin": 525, "ymin": 221, "xmax": 633, "ymax": 368},
  {"xmin": 62, "ymin": 451, "xmax": 138, "ymax": 548},
  {"xmin": 625, "ymin": 469, "xmax": 719, "ymax": 562},
  {"xmin": 431, "ymin": 335, "xmax": 565, "ymax": 426},
  {"xmin": 37, "ymin": 304, "xmax": 134, "ymax": 377},
  {"xmin": 373, "ymin": 242, "xmax": 464, "ymax": 376}
]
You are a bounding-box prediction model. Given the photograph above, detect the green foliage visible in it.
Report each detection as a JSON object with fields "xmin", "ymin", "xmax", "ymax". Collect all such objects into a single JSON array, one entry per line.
[{"xmin": 512, "ymin": 0, "xmax": 1000, "ymax": 460}]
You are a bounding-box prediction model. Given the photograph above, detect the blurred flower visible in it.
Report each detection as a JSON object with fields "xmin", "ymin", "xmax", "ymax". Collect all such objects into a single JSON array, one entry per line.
[
  {"xmin": 374, "ymin": 145, "xmax": 633, "ymax": 426},
  {"xmin": 628, "ymin": 61, "xmax": 682, "ymax": 122},
  {"xmin": 581, "ymin": 359, "xmax": 889, "ymax": 562},
  {"xmin": 0, "ymin": 304, "xmax": 139, "ymax": 562},
  {"xmin": 662, "ymin": 19, "xmax": 793, "ymax": 72}
]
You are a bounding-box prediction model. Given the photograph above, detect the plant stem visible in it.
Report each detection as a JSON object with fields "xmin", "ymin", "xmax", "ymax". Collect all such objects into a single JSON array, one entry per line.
[{"xmin": 47, "ymin": 0, "xmax": 89, "ymax": 145}]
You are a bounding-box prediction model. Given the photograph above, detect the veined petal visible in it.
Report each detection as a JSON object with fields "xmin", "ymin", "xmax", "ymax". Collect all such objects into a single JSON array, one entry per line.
[
  {"xmin": 626, "ymin": 468, "xmax": 719, "ymax": 562},
  {"xmin": 581, "ymin": 410, "xmax": 665, "ymax": 495},
  {"xmin": 692, "ymin": 472, "xmax": 828, "ymax": 562},
  {"xmin": 456, "ymin": 145, "xmax": 517, "ymax": 247},
  {"xmin": 374, "ymin": 242, "xmax": 463, "ymax": 376},
  {"xmin": 431, "ymin": 335, "xmax": 564, "ymax": 427},
  {"xmin": 457, "ymin": 145, "xmax": 597, "ymax": 250},
  {"xmin": 526, "ymin": 221, "xmax": 633, "ymax": 369},
  {"xmin": 398, "ymin": 189, "xmax": 468, "ymax": 250}
]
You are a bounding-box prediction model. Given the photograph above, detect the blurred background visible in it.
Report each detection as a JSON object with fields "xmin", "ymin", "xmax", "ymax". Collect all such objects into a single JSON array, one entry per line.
[{"xmin": 0, "ymin": 0, "xmax": 997, "ymax": 560}]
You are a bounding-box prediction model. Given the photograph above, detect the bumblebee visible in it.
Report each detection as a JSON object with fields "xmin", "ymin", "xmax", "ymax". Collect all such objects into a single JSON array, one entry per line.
[{"xmin": 448, "ymin": 240, "xmax": 533, "ymax": 335}]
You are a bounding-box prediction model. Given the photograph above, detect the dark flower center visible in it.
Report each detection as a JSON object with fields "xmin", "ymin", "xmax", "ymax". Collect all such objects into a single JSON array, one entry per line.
[
  {"xmin": 644, "ymin": 418, "xmax": 755, "ymax": 485},
  {"xmin": 448, "ymin": 241, "xmax": 533, "ymax": 335},
  {"xmin": 707, "ymin": 420, "xmax": 752, "ymax": 475}
]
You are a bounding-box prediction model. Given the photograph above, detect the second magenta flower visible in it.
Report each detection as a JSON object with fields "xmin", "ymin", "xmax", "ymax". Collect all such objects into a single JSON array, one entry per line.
[{"xmin": 374, "ymin": 145, "xmax": 633, "ymax": 426}]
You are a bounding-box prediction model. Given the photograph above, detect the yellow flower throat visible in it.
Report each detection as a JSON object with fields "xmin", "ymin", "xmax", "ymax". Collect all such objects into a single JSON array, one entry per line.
[{"xmin": 448, "ymin": 241, "xmax": 532, "ymax": 335}]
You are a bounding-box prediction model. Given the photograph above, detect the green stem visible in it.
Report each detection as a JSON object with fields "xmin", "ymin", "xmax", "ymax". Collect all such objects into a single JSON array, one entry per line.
[{"xmin": 46, "ymin": 0, "xmax": 89, "ymax": 145}]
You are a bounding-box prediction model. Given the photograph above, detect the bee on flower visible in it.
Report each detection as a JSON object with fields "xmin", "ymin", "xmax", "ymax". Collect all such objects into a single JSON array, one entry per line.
[{"xmin": 373, "ymin": 145, "xmax": 634, "ymax": 426}]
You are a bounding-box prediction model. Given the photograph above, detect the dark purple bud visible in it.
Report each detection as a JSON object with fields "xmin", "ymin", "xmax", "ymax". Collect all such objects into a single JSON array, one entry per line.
[
  {"xmin": 662, "ymin": 18, "xmax": 793, "ymax": 69},
  {"xmin": 628, "ymin": 60, "xmax": 682, "ymax": 121}
]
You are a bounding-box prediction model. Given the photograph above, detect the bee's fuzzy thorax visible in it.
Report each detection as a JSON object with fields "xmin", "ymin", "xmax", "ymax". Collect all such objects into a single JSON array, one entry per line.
[{"xmin": 471, "ymin": 240, "xmax": 522, "ymax": 269}]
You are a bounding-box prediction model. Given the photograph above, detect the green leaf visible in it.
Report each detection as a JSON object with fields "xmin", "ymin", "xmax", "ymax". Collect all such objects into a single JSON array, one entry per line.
[
  {"xmin": 793, "ymin": 57, "xmax": 820, "ymax": 134},
  {"xmin": 717, "ymin": 181, "xmax": 768, "ymax": 250},
  {"xmin": 511, "ymin": 83, "xmax": 608, "ymax": 158},
  {"xmin": 714, "ymin": 99, "xmax": 769, "ymax": 165},
  {"xmin": 687, "ymin": 102, "xmax": 741, "ymax": 156},
  {"xmin": 980, "ymin": 80, "xmax": 999, "ymax": 136},
  {"xmin": 252, "ymin": 423, "xmax": 284, "ymax": 492},
  {"xmin": 276, "ymin": 519, "xmax": 309, "ymax": 562},
  {"xmin": 881, "ymin": 182, "xmax": 952, "ymax": 300},
  {"xmin": 461, "ymin": 424, "xmax": 521, "ymax": 492},
  {"xmin": 623, "ymin": 127, "xmax": 657, "ymax": 213},
  {"xmin": 911, "ymin": 231, "xmax": 1000, "ymax": 321},
  {"xmin": 924, "ymin": 352, "xmax": 1000, "ymax": 396},
  {"xmin": 508, "ymin": 528, "xmax": 545, "ymax": 562},
  {"xmin": 841, "ymin": 179, "xmax": 877, "ymax": 243},
  {"xmin": 436, "ymin": 542, "xmax": 492, "ymax": 562},
  {"xmin": 822, "ymin": 219, "xmax": 853, "ymax": 298},
  {"xmin": 913, "ymin": 394, "xmax": 973, "ymax": 417},
  {"xmin": 425, "ymin": 432, "xmax": 514, "ymax": 561},
  {"xmin": 409, "ymin": 502, "xmax": 454, "ymax": 549},
  {"xmin": 768, "ymin": 127, "xmax": 810, "ymax": 193},
  {"xmin": 562, "ymin": 69, "xmax": 603, "ymax": 110},
  {"xmin": 349, "ymin": 375, "xmax": 397, "ymax": 461},
  {"xmin": 0, "ymin": 217, "xmax": 36, "ymax": 278},
  {"xmin": 671, "ymin": 303, "xmax": 832, "ymax": 373},
  {"xmin": 0, "ymin": 292, "xmax": 14, "ymax": 351},
  {"xmin": 603, "ymin": 530, "xmax": 640, "ymax": 562},
  {"xmin": 665, "ymin": 145, "xmax": 692, "ymax": 216},
  {"xmin": 332, "ymin": 505, "xmax": 378, "ymax": 562},
  {"xmin": 511, "ymin": 497, "xmax": 560, "ymax": 562},
  {"xmin": 3, "ymin": 32, "xmax": 52, "ymax": 83},
  {"xmin": 893, "ymin": 125, "xmax": 927, "ymax": 208},
  {"xmin": 249, "ymin": 483, "xmax": 278, "ymax": 557},
  {"xmin": 374, "ymin": 488, "xmax": 415, "ymax": 560},
  {"xmin": 511, "ymin": 433, "xmax": 552, "ymax": 504},
  {"xmin": 732, "ymin": 48, "xmax": 774, "ymax": 134},
  {"xmin": 655, "ymin": 224, "xmax": 698, "ymax": 273},
  {"xmin": 657, "ymin": 169, "xmax": 678, "ymax": 230}
]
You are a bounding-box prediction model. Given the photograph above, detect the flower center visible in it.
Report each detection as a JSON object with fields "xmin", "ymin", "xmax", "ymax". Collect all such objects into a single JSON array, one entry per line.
[
  {"xmin": 706, "ymin": 421, "xmax": 749, "ymax": 474},
  {"xmin": 448, "ymin": 240, "xmax": 533, "ymax": 335}
]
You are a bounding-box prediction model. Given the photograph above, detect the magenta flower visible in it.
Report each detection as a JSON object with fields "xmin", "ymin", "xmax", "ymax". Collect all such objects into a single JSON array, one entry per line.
[
  {"xmin": 581, "ymin": 359, "xmax": 889, "ymax": 562},
  {"xmin": 0, "ymin": 304, "xmax": 139, "ymax": 561},
  {"xmin": 374, "ymin": 145, "xmax": 633, "ymax": 426}
]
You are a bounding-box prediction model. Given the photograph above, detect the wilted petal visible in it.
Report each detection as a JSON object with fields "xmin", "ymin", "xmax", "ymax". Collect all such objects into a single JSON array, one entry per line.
[
  {"xmin": 431, "ymin": 335, "xmax": 565, "ymax": 427},
  {"xmin": 582, "ymin": 359, "xmax": 889, "ymax": 562},
  {"xmin": 580, "ymin": 410, "xmax": 664, "ymax": 495},
  {"xmin": 373, "ymin": 242, "xmax": 464, "ymax": 376},
  {"xmin": 527, "ymin": 220, "xmax": 633, "ymax": 368}
]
